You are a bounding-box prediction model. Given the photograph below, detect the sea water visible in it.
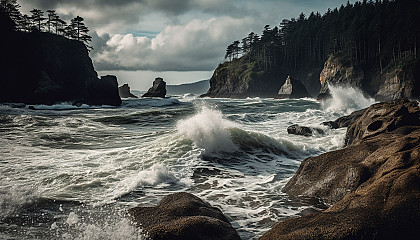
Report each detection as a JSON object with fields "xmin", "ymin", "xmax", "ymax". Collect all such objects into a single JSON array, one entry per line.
[{"xmin": 0, "ymin": 87, "xmax": 375, "ymax": 239}]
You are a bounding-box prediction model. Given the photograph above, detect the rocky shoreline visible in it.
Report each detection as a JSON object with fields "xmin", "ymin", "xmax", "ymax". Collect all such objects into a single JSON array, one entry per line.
[{"xmin": 129, "ymin": 99, "xmax": 420, "ymax": 240}]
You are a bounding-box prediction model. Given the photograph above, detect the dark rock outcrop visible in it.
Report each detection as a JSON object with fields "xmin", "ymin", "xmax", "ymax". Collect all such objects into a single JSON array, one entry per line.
[
  {"xmin": 0, "ymin": 28, "xmax": 121, "ymax": 106},
  {"xmin": 287, "ymin": 124, "xmax": 325, "ymax": 137},
  {"xmin": 142, "ymin": 77, "xmax": 167, "ymax": 98},
  {"xmin": 118, "ymin": 83, "xmax": 138, "ymax": 98},
  {"xmin": 277, "ymin": 75, "xmax": 311, "ymax": 99},
  {"xmin": 128, "ymin": 192, "xmax": 240, "ymax": 240},
  {"xmin": 261, "ymin": 99, "xmax": 420, "ymax": 240},
  {"xmin": 86, "ymin": 75, "xmax": 122, "ymax": 106}
]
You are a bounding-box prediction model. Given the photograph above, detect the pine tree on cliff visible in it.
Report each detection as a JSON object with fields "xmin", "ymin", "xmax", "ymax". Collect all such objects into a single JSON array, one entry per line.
[{"xmin": 67, "ymin": 16, "xmax": 93, "ymax": 51}]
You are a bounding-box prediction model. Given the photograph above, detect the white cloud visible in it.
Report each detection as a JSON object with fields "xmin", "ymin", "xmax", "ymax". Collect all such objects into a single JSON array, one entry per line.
[{"xmin": 93, "ymin": 16, "xmax": 256, "ymax": 71}]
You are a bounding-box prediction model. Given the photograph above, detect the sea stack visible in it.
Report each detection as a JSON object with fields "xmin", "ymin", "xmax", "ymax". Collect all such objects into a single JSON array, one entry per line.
[
  {"xmin": 277, "ymin": 75, "xmax": 311, "ymax": 99},
  {"xmin": 142, "ymin": 77, "xmax": 166, "ymax": 98},
  {"xmin": 118, "ymin": 83, "xmax": 138, "ymax": 98}
]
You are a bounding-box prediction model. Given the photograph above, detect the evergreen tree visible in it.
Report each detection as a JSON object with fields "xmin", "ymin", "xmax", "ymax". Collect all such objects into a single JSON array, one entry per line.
[
  {"xmin": 29, "ymin": 9, "xmax": 46, "ymax": 31},
  {"xmin": 67, "ymin": 16, "xmax": 93, "ymax": 50}
]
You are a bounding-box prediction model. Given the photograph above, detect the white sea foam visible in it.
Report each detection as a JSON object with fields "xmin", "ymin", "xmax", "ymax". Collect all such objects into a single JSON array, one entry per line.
[
  {"xmin": 322, "ymin": 85, "xmax": 375, "ymax": 115},
  {"xmin": 109, "ymin": 163, "xmax": 179, "ymax": 201},
  {"xmin": 177, "ymin": 105, "xmax": 238, "ymax": 154},
  {"xmin": 0, "ymin": 185, "xmax": 39, "ymax": 219},
  {"xmin": 60, "ymin": 212, "xmax": 145, "ymax": 240}
]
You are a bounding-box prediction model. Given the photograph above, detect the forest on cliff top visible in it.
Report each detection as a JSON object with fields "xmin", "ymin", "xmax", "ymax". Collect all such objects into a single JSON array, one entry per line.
[{"xmin": 225, "ymin": 0, "xmax": 420, "ymax": 76}]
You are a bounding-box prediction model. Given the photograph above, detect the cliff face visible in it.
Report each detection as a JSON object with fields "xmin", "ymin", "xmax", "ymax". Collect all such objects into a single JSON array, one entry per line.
[
  {"xmin": 318, "ymin": 51, "xmax": 420, "ymax": 101},
  {"xmin": 0, "ymin": 29, "xmax": 121, "ymax": 106},
  {"xmin": 318, "ymin": 53, "xmax": 365, "ymax": 99},
  {"xmin": 202, "ymin": 58, "xmax": 284, "ymax": 98}
]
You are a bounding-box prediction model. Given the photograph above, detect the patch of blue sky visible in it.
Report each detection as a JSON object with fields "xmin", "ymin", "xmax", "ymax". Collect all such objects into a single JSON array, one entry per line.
[{"xmin": 132, "ymin": 31, "xmax": 160, "ymax": 38}]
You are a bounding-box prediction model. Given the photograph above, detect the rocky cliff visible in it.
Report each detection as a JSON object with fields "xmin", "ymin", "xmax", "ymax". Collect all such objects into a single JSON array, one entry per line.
[
  {"xmin": 318, "ymin": 51, "xmax": 420, "ymax": 101},
  {"xmin": 202, "ymin": 58, "xmax": 285, "ymax": 98},
  {"xmin": 0, "ymin": 25, "xmax": 121, "ymax": 106}
]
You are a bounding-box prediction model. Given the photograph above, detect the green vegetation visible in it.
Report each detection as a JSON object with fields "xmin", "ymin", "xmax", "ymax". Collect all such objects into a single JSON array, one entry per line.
[{"xmin": 225, "ymin": 0, "xmax": 420, "ymax": 75}]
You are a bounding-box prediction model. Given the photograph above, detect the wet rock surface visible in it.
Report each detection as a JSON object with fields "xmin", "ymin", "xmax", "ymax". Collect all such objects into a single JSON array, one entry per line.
[
  {"xmin": 262, "ymin": 99, "xmax": 420, "ymax": 240},
  {"xmin": 129, "ymin": 192, "xmax": 240, "ymax": 240},
  {"xmin": 287, "ymin": 124, "xmax": 325, "ymax": 137}
]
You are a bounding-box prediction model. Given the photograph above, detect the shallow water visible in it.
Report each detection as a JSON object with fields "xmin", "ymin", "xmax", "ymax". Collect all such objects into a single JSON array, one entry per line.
[{"xmin": 0, "ymin": 87, "xmax": 375, "ymax": 239}]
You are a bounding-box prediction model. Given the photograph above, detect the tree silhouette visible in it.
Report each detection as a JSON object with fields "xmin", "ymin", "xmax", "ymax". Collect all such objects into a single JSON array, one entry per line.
[
  {"xmin": 29, "ymin": 9, "xmax": 45, "ymax": 31},
  {"xmin": 0, "ymin": 0, "xmax": 21, "ymax": 30},
  {"xmin": 67, "ymin": 16, "xmax": 93, "ymax": 50}
]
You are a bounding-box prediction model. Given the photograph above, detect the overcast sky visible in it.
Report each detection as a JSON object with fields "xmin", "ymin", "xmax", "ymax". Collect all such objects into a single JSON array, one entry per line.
[{"xmin": 20, "ymin": 0, "xmax": 352, "ymax": 90}]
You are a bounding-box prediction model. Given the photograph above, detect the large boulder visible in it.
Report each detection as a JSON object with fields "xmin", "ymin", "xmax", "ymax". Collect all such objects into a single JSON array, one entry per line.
[
  {"xmin": 119, "ymin": 83, "xmax": 138, "ymax": 98},
  {"xmin": 129, "ymin": 192, "xmax": 240, "ymax": 240},
  {"xmin": 143, "ymin": 77, "xmax": 167, "ymax": 98},
  {"xmin": 277, "ymin": 75, "xmax": 311, "ymax": 99},
  {"xmin": 287, "ymin": 124, "xmax": 325, "ymax": 137},
  {"xmin": 261, "ymin": 99, "xmax": 420, "ymax": 240}
]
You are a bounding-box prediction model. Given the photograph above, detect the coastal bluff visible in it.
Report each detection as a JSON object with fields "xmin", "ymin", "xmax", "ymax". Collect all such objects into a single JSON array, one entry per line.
[
  {"xmin": 0, "ymin": 19, "xmax": 121, "ymax": 106},
  {"xmin": 262, "ymin": 99, "xmax": 420, "ymax": 240}
]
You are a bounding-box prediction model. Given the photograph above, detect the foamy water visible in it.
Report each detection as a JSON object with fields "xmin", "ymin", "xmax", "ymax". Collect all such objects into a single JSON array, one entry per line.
[{"xmin": 0, "ymin": 87, "xmax": 371, "ymax": 239}]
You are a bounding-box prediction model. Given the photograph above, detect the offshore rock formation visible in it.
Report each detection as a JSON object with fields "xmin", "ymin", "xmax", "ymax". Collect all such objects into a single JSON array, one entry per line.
[
  {"xmin": 142, "ymin": 77, "xmax": 167, "ymax": 98},
  {"xmin": 0, "ymin": 26, "xmax": 121, "ymax": 106},
  {"xmin": 276, "ymin": 75, "xmax": 310, "ymax": 99},
  {"xmin": 129, "ymin": 192, "xmax": 241, "ymax": 240},
  {"xmin": 262, "ymin": 99, "xmax": 420, "ymax": 240},
  {"xmin": 118, "ymin": 83, "xmax": 138, "ymax": 98}
]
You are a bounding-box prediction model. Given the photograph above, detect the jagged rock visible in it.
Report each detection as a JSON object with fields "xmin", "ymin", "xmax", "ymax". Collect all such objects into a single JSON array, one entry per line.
[
  {"xmin": 262, "ymin": 99, "xmax": 420, "ymax": 240},
  {"xmin": 317, "ymin": 53, "xmax": 365, "ymax": 100},
  {"xmin": 287, "ymin": 124, "xmax": 325, "ymax": 137},
  {"xmin": 0, "ymin": 28, "xmax": 121, "ymax": 106},
  {"xmin": 142, "ymin": 77, "xmax": 167, "ymax": 98},
  {"xmin": 322, "ymin": 108, "xmax": 366, "ymax": 129},
  {"xmin": 118, "ymin": 83, "xmax": 138, "ymax": 98},
  {"xmin": 276, "ymin": 76, "xmax": 311, "ymax": 99},
  {"xmin": 128, "ymin": 192, "xmax": 240, "ymax": 240}
]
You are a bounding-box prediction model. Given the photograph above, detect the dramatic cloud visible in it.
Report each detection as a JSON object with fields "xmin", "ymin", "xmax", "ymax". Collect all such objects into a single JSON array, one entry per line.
[
  {"xmin": 19, "ymin": 0, "xmax": 353, "ymax": 73},
  {"xmin": 93, "ymin": 16, "xmax": 256, "ymax": 71}
]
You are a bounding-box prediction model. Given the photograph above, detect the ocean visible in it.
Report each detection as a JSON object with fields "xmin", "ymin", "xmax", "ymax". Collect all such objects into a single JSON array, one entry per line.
[{"xmin": 0, "ymin": 86, "xmax": 375, "ymax": 239}]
